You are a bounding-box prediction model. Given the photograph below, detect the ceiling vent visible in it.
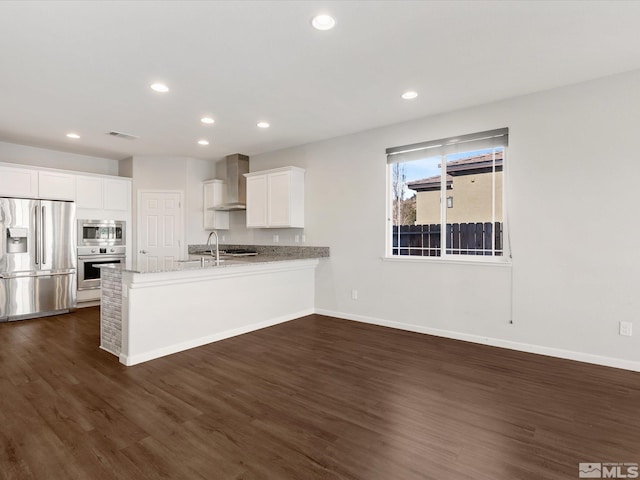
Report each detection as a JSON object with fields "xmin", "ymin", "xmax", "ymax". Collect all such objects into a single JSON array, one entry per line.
[{"xmin": 107, "ymin": 131, "xmax": 139, "ymax": 140}]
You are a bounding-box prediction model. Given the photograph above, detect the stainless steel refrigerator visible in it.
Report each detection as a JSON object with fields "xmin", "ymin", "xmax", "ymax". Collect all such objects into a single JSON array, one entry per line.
[{"xmin": 0, "ymin": 198, "xmax": 76, "ymax": 321}]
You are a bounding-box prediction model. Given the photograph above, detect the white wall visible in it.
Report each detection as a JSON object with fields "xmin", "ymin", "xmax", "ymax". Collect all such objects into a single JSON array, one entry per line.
[
  {"xmin": 186, "ymin": 158, "xmax": 215, "ymax": 245},
  {"xmin": 128, "ymin": 156, "xmax": 215, "ymax": 263},
  {"xmin": 237, "ymin": 69, "xmax": 640, "ymax": 370},
  {"xmin": 0, "ymin": 141, "xmax": 119, "ymax": 175}
]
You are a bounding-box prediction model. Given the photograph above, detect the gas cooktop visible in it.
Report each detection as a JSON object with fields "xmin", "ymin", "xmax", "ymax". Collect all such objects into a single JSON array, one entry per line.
[{"xmin": 222, "ymin": 248, "xmax": 258, "ymax": 257}]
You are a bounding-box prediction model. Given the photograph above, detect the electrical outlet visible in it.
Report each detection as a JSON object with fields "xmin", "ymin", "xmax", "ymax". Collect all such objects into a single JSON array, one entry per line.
[
  {"xmin": 620, "ymin": 321, "xmax": 633, "ymax": 336},
  {"xmin": 351, "ymin": 289, "xmax": 358, "ymax": 300},
  {"xmin": 221, "ymin": 234, "xmax": 226, "ymax": 242},
  {"xmin": 294, "ymin": 234, "xmax": 300, "ymax": 243},
  {"xmin": 301, "ymin": 234, "xmax": 306, "ymax": 243},
  {"xmin": 273, "ymin": 234, "xmax": 279, "ymax": 243}
]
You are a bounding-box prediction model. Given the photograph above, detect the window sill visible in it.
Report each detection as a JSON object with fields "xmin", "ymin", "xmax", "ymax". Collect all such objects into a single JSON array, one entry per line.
[{"xmin": 382, "ymin": 255, "xmax": 512, "ymax": 267}]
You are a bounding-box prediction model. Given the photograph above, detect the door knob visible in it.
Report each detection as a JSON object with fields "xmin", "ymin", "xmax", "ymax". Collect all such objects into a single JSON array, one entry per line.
[{"xmin": 139, "ymin": 250, "xmax": 148, "ymax": 254}]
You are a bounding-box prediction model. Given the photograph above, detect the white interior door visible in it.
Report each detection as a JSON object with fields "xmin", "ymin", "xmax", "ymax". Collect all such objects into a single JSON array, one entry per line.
[{"xmin": 138, "ymin": 191, "xmax": 183, "ymax": 271}]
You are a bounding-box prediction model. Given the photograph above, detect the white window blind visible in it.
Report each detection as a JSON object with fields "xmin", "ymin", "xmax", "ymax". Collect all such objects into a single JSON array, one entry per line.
[{"xmin": 386, "ymin": 128, "xmax": 509, "ymax": 164}]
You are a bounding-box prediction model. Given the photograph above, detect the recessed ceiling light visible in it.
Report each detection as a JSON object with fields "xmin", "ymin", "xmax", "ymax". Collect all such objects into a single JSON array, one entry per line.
[
  {"xmin": 257, "ymin": 122, "xmax": 270, "ymax": 129},
  {"xmin": 66, "ymin": 133, "xmax": 80, "ymax": 139},
  {"xmin": 201, "ymin": 116, "xmax": 215, "ymax": 124},
  {"xmin": 197, "ymin": 139, "xmax": 209, "ymax": 146},
  {"xmin": 401, "ymin": 90, "xmax": 418, "ymax": 100},
  {"xmin": 150, "ymin": 83, "xmax": 169, "ymax": 93},
  {"xmin": 311, "ymin": 14, "xmax": 336, "ymax": 31}
]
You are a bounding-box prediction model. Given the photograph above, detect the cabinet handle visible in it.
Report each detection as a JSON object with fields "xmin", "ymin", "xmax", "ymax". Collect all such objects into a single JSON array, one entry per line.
[{"xmin": 139, "ymin": 250, "xmax": 148, "ymax": 254}]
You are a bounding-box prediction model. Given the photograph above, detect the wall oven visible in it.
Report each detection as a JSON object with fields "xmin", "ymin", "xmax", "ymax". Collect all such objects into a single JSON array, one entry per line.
[
  {"xmin": 77, "ymin": 246, "xmax": 126, "ymax": 291},
  {"xmin": 78, "ymin": 219, "xmax": 125, "ymax": 246}
]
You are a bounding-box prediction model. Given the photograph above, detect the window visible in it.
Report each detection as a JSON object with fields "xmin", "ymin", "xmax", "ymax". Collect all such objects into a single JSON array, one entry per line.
[{"xmin": 387, "ymin": 128, "xmax": 508, "ymax": 259}]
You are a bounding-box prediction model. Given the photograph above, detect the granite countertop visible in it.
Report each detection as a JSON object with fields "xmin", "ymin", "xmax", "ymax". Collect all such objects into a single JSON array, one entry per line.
[
  {"xmin": 189, "ymin": 244, "xmax": 329, "ymax": 258},
  {"xmin": 108, "ymin": 245, "xmax": 330, "ymax": 274}
]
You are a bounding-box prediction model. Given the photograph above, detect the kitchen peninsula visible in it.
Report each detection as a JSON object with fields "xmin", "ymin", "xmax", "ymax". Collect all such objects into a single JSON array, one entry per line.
[{"xmin": 100, "ymin": 246, "xmax": 329, "ymax": 366}]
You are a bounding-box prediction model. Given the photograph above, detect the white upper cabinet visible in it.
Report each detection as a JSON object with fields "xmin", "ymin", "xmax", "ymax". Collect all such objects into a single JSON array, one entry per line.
[
  {"xmin": 202, "ymin": 179, "xmax": 229, "ymax": 230},
  {"xmin": 245, "ymin": 174, "xmax": 268, "ymax": 228},
  {"xmin": 76, "ymin": 176, "xmax": 104, "ymax": 209},
  {"xmin": 76, "ymin": 175, "xmax": 130, "ymax": 211},
  {"xmin": 103, "ymin": 178, "xmax": 130, "ymax": 211},
  {"xmin": 0, "ymin": 165, "xmax": 39, "ymax": 198},
  {"xmin": 0, "ymin": 165, "xmax": 131, "ymax": 252},
  {"xmin": 245, "ymin": 166, "xmax": 304, "ymax": 228},
  {"xmin": 38, "ymin": 171, "xmax": 76, "ymax": 201}
]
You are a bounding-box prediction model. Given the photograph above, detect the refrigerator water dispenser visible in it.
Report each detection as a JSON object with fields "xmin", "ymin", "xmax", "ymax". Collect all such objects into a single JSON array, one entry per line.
[{"xmin": 6, "ymin": 227, "xmax": 28, "ymax": 253}]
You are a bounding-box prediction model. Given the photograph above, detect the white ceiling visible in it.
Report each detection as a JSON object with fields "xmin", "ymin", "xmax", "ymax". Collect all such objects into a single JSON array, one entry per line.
[{"xmin": 1, "ymin": 0, "xmax": 640, "ymax": 162}]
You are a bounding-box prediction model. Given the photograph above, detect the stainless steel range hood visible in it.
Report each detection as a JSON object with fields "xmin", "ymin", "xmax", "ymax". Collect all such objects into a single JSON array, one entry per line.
[{"xmin": 212, "ymin": 153, "xmax": 249, "ymax": 211}]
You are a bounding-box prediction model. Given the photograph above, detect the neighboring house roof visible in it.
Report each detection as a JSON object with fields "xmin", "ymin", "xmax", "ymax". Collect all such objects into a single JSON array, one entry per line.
[
  {"xmin": 407, "ymin": 174, "xmax": 453, "ymax": 192},
  {"xmin": 406, "ymin": 151, "xmax": 503, "ymax": 192},
  {"xmin": 447, "ymin": 151, "xmax": 503, "ymax": 174}
]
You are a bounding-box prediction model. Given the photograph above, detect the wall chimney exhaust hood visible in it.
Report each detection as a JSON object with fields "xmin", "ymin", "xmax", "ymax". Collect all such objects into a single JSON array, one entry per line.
[{"xmin": 212, "ymin": 153, "xmax": 249, "ymax": 211}]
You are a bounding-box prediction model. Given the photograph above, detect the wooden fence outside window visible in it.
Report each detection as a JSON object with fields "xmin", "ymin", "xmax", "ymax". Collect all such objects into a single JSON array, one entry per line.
[{"xmin": 392, "ymin": 222, "xmax": 503, "ymax": 256}]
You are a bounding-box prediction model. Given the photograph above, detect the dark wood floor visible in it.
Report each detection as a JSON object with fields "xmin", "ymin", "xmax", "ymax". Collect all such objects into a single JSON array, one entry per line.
[{"xmin": 1, "ymin": 308, "xmax": 639, "ymax": 480}]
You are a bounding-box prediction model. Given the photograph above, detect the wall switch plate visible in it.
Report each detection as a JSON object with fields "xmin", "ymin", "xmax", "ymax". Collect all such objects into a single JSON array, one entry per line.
[
  {"xmin": 221, "ymin": 235, "xmax": 226, "ymax": 242},
  {"xmin": 294, "ymin": 235, "xmax": 300, "ymax": 243},
  {"xmin": 620, "ymin": 321, "xmax": 633, "ymax": 336},
  {"xmin": 351, "ymin": 289, "xmax": 358, "ymax": 300},
  {"xmin": 301, "ymin": 234, "xmax": 306, "ymax": 243},
  {"xmin": 273, "ymin": 234, "xmax": 279, "ymax": 243}
]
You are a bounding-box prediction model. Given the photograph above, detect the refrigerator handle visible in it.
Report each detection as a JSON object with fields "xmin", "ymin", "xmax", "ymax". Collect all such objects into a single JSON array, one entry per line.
[
  {"xmin": 41, "ymin": 205, "xmax": 46, "ymax": 265},
  {"xmin": 34, "ymin": 205, "xmax": 39, "ymax": 265}
]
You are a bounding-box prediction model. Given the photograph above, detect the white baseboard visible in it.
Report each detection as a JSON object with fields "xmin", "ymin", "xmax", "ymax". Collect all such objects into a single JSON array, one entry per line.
[
  {"xmin": 120, "ymin": 308, "xmax": 313, "ymax": 366},
  {"xmin": 315, "ymin": 309, "xmax": 640, "ymax": 373}
]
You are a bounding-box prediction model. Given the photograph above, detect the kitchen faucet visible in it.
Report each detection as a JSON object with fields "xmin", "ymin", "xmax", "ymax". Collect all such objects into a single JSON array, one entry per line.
[{"xmin": 205, "ymin": 231, "xmax": 220, "ymax": 264}]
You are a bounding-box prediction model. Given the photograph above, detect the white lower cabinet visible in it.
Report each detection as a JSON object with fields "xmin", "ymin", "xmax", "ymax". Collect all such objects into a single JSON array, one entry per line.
[
  {"xmin": 245, "ymin": 166, "xmax": 304, "ymax": 228},
  {"xmin": 77, "ymin": 288, "xmax": 101, "ymax": 304}
]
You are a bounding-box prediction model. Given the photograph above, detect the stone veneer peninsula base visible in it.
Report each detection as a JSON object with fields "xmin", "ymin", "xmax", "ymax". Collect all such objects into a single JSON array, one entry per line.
[{"xmin": 101, "ymin": 258, "xmax": 320, "ymax": 366}]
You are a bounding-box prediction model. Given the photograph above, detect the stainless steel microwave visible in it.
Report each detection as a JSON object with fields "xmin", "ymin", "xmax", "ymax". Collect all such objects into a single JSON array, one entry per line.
[{"xmin": 77, "ymin": 220, "xmax": 125, "ymax": 246}]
